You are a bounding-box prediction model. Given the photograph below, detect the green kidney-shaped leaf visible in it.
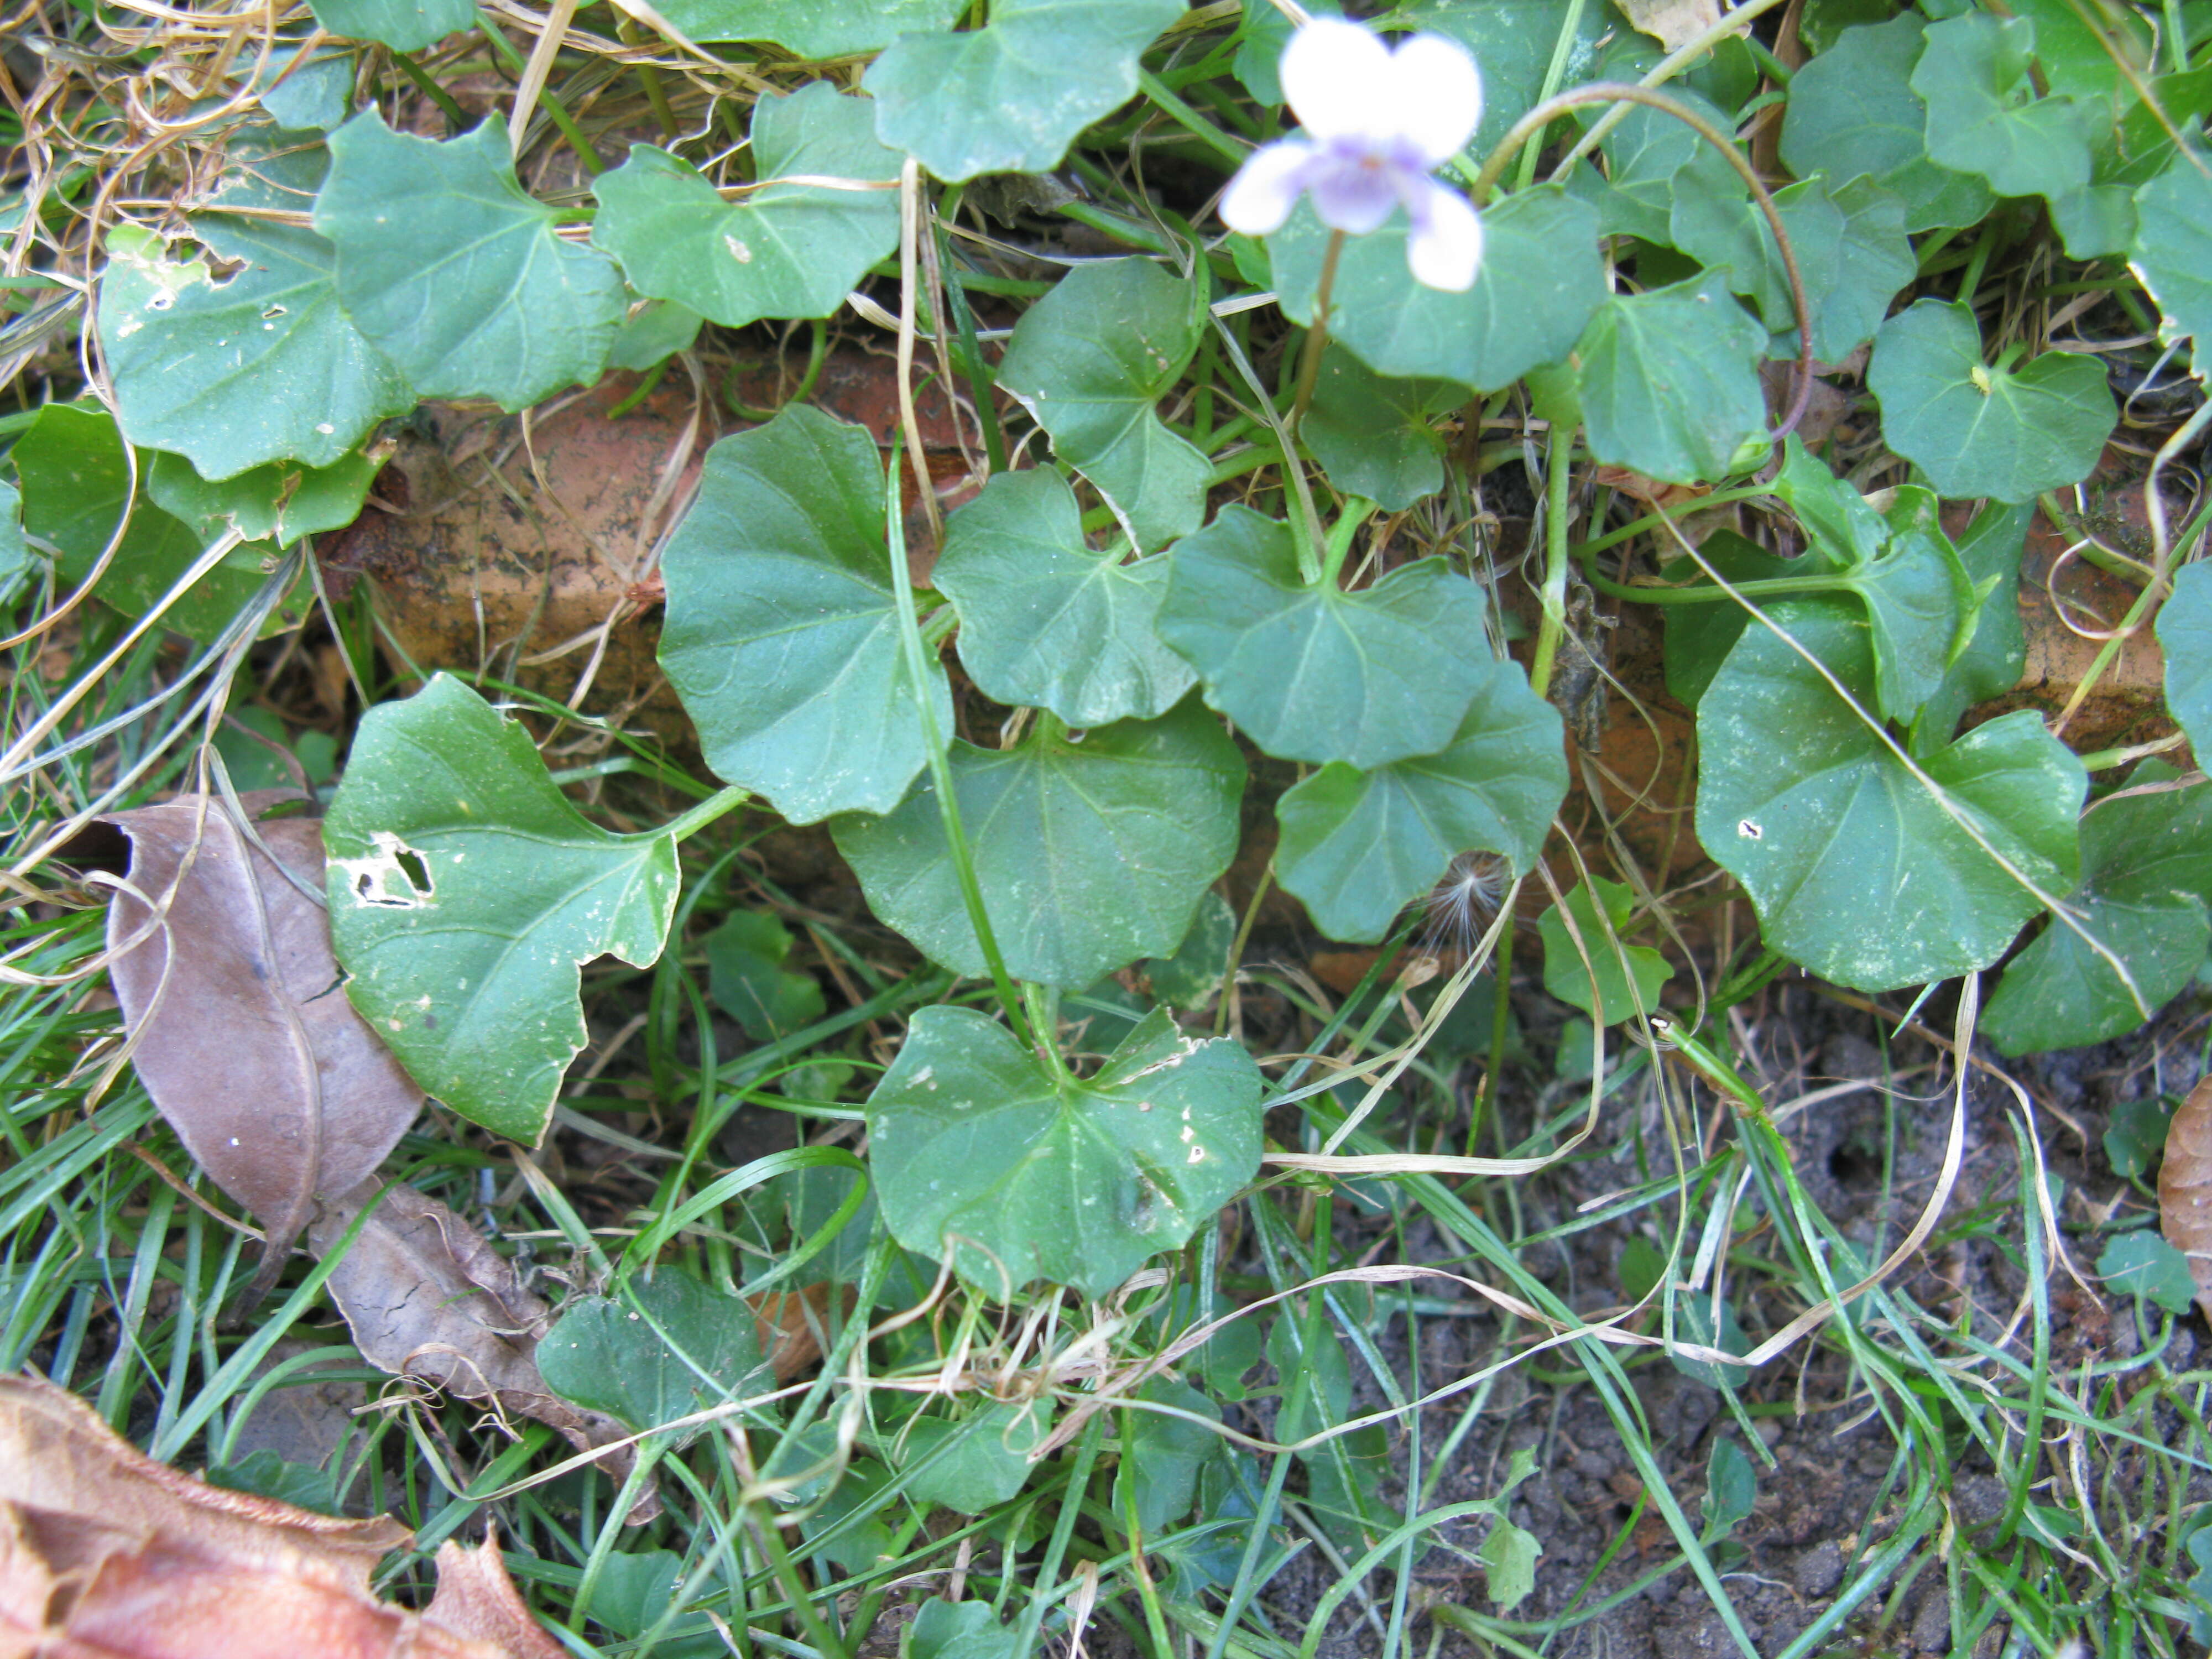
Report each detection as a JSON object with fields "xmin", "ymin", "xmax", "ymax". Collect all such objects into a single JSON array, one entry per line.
[
  {"xmin": 830, "ymin": 702, "xmax": 1244, "ymax": 990},
  {"xmin": 1267, "ymin": 186, "xmax": 1606, "ymax": 390},
  {"xmin": 997, "ymin": 258, "xmax": 1209, "ymax": 552},
  {"xmin": 1538, "ymin": 875, "xmax": 1673, "ymax": 1025},
  {"xmin": 650, "ymin": 0, "xmax": 963, "ymax": 52},
  {"xmin": 898, "ymin": 1401, "xmax": 1050, "ymax": 1512},
  {"xmin": 1156, "ymin": 505, "xmax": 1491, "ymax": 769},
  {"xmin": 305, "ymin": 0, "xmax": 471, "ymax": 50},
  {"xmin": 2132, "ymin": 153, "xmax": 2212, "ymax": 379},
  {"xmin": 658, "ymin": 405, "xmax": 952, "ymax": 823},
  {"xmin": 1778, "ymin": 15, "xmax": 1996, "ymax": 233},
  {"xmin": 865, "ymin": 1004, "xmax": 1264, "ymax": 1296},
  {"xmin": 1112, "ymin": 1378, "xmax": 1223, "ymax": 1535},
  {"xmin": 704, "ymin": 910, "xmax": 827, "ymax": 1040},
  {"xmin": 0, "ymin": 482, "xmax": 24, "ymax": 599},
  {"xmin": 932, "ymin": 467, "xmax": 1196, "ymax": 726},
  {"xmin": 864, "ymin": 0, "xmax": 1183, "ymax": 180},
  {"xmin": 909, "ymin": 1599, "xmax": 1022, "ymax": 1659},
  {"xmin": 2161, "ymin": 561, "xmax": 2212, "ymax": 758},
  {"xmin": 1274, "ymin": 664, "xmax": 1568, "ymax": 943},
  {"xmin": 1867, "ymin": 300, "xmax": 2115, "ymax": 502},
  {"xmin": 1912, "ymin": 14, "xmax": 2098, "ymax": 201},
  {"xmin": 1757, "ymin": 176, "xmax": 1914, "ymax": 360},
  {"xmin": 101, "ymin": 140, "xmax": 415, "ymax": 478},
  {"xmin": 539, "ymin": 1269, "xmax": 772, "ymax": 1433},
  {"xmin": 324, "ymin": 674, "xmax": 681, "ymax": 1144},
  {"xmin": 1302, "ymin": 346, "xmax": 1468, "ymax": 510},
  {"xmin": 147, "ymin": 449, "xmax": 378, "ymax": 549},
  {"xmin": 1983, "ymin": 767, "xmax": 2212, "ymax": 1055},
  {"xmin": 2098, "ymin": 1230, "xmax": 2200, "ymax": 1316},
  {"xmin": 1695, "ymin": 599, "xmax": 2085, "ymax": 991},
  {"xmin": 1671, "ymin": 170, "xmax": 1841, "ymax": 342},
  {"xmin": 592, "ymin": 85, "xmax": 900, "ymax": 330},
  {"xmin": 1575, "ymin": 275, "xmax": 1768, "ymax": 486},
  {"xmin": 316, "ymin": 112, "xmax": 623, "ymax": 408},
  {"xmin": 11, "ymin": 403, "xmax": 285, "ymax": 638}
]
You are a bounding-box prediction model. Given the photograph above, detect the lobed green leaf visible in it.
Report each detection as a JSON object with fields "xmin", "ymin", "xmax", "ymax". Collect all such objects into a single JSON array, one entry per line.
[
  {"xmin": 865, "ymin": 1005, "xmax": 1264, "ymax": 1296},
  {"xmin": 831, "ymin": 702, "xmax": 1244, "ymax": 990},
  {"xmin": 315, "ymin": 113, "xmax": 624, "ymax": 409},
  {"xmin": 592, "ymin": 85, "xmax": 901, "ymax": 330},
  {"xmin": 323, "ymin": 674, "xmax": 682, "ymax": 1145},
  {"xmin": 657, "ymin": 406, "xmax": 952, "ymax": 823}
]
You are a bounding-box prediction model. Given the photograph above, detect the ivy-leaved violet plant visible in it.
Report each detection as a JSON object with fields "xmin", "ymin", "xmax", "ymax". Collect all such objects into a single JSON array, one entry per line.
[{"xmin": 15, "ymin": 10, "xmax": 2212, "ymax": 1641}]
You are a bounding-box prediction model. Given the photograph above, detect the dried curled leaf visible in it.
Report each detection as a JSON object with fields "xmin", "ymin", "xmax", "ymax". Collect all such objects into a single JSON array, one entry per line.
[
  {"xmin": 2159, "ymin": 1076, "xmax": 2212, "ymax": 1319},
  {"xmin": 90, "ymin": 794, "xmax": 422, "ymax": 1268},
  {"xmin": 0, "ymin": 1374, "xmax": 562, "ymax": 1659},
  {"xmin": 310, "ymin": 1181, "xmax": 659, "ymax": 1522}
]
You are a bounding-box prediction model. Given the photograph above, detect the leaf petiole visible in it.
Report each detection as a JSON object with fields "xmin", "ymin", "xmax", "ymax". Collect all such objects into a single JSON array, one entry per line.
[{"xmin": 660, "ymin": 784, "xmax": 749, "ymax": 845}]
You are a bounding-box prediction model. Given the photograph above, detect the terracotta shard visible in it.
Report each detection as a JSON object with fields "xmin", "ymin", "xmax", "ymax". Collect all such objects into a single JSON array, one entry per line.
[
  {"xmin": 2159, "ymin": 1076, "xmax": 2212, "ymax": 1319},
  {"xmin": 95, "ymin": 794, "xmax": 423, "ymax": 1269}
]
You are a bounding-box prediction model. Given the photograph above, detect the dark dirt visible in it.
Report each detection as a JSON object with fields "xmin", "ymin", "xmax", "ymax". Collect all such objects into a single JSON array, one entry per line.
[{"xmin": 1236, "ymin": 972, "xmax": 2212, "ymax": 1659}]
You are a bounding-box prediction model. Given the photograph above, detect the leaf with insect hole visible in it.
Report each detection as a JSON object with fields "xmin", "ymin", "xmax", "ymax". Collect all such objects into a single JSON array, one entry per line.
[{"xmin": 323, "ymin": 674, "xmax": 681, "ymax": 1145}]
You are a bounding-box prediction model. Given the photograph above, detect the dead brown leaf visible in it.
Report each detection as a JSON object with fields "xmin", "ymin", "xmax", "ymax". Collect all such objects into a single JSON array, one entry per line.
[
  {"xmin": 0, "ymin": 1374, "xmax": 562, "ymax": 1659},
  {"xmin": 91, "ymin": 795, "xmax": 422, "ymax": 1276},
  {"xmin": 310, "ymin": 1181, "xmax": 659, "ymax": 1522},
  {"xmin": 1615, "ymin": 0, "xmax": 1723, "ymax": 53},
  {"xmin": 2159, "ymin": 1076, "xmax": 2212, "ymax": 1319}
]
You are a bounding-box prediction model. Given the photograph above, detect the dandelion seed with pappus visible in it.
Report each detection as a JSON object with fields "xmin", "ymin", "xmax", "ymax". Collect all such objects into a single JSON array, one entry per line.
[
  {"xmin": 1219, "ymin": 15, "xmax": 1486, "ymax": 292},
  {"xmin": 1420, "ymin": 849, "xmax": 1512, "ymax": 958}
]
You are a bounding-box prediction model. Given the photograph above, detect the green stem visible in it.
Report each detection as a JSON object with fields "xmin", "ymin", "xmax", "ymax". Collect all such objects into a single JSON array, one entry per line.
[
  {"xmin": 1572, "ymin": 484, "xmax": 1771, "ymax": 562},
  {"xmin": 1287, "ymin": 229, "xmax": 1344, "ymax": 445},
  {"xmin": 391, "ymin": 51, "xmax": 470, "ymax": 130},
  {"xmin": 617, "ymin": 19, "xmax": 679, "ymax": 137},
  {"xmin": 938, "ymin": 226, "xmax": 1009, "ymax": 474},
  {"xmin": 1513, "ymin": 0, "xmax": 1590, "ymax": 191},
  {"xmin": 1319, "ymin": 497, "xmax": 1375, "ymax": 589},
  {"xmin": 474, "ymin": 7, "xmax": 603, "ymax": 173},
  {"xmin": 1469, "ymin": 901, "xmax": 1517, "ymax": 1157},
  {"xmin": 1136, "ymin": 66, "xmax": 1249, "ymax": 164},
  {"xmin": 1528, "ymin": 422, "xmax": 1576, "ymax": 700},
  {"xmin": 723, "ymin": 318, "xmax": 830, "ymax": 422},
  {"xmin": 1017, "ymin": 1415, "xmax": 1105, "ymax": 1655},
  {"xmin": 1026, "ymin": 983, "xmax": 1074, "ymax": 1082},
  {"xmin": 603, "ymin": 358, "xmax": 668, "ymax": 418},
  {"xmin": 747, "ymin": 1499, "xmax": 852, "ymax": 1659},
  {"xmin": 1955, "ymin": 218, "xmax": 2008, "ymax": 305},
  {"xmin": 661, "ymin": 784, "xmax": 749, "ymax": 844},
  {"xmin": 883, "ymin": 450, "xmax": 1037, "ymax": 1052},
  {"xmin": 1215, "ymin": 863, "xmax": 1273, "ymax": 1038},
  {"xmin": 1580, "ymin": 565, "xmax": 1871, "ymax": 606}
]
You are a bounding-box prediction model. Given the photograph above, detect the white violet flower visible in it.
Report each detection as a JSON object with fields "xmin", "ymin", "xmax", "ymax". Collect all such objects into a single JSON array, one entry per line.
[{"xmin": 1220, "ymin": 15, "xmax": 1485, "ymax": 293}]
